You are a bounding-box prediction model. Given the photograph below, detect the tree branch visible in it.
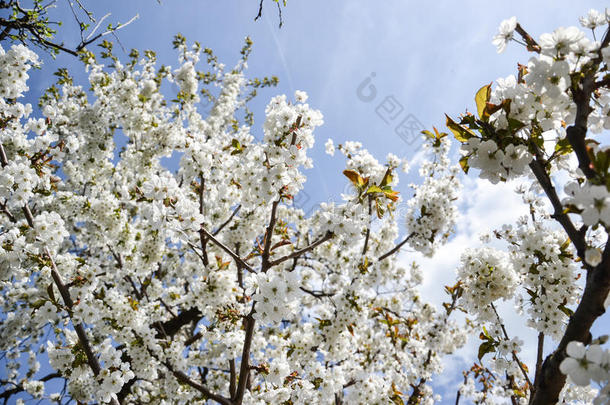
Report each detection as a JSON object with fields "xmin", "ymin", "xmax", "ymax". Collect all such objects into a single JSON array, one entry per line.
[
  {"xmin": 229, "ymin": 359, "xmax": 236, "ymax": 400},
  {"xmin": 234, "ymin": 309, "xmax": 256, "ymax": 405},
  {"xmin": 377, "ymin": 233, "xmax": 414, "ymax": 262},
  {"xmin": 565, "ymin": 27, "xmax": 610, "ymax": 181},
  {"xmin": 45, "ymin": 247, "xmax": 120, "ymax": 405},
  {"xmin": 268, "ymin": 231, "xmax": 333, "ymax": 267},
  {"xmin": 534, "ymin": 332, "xmax": 544, "ymax": 391},
  {"xmin": 0, "ymin": 372, "xmax": 61, "ymax": 401},
  {"xmin": 261, "ymin": 199, "xmax": 279, "ymax": 271},
  {"xmin": 152, "ymin": 307, "xmax": 202, "ymax": 339},
  {"xmin": 300, "ymin": 286, "xmax": 336, "ymax": 299},
  {"xmin": 530, "ymin": 246, "xmax": 610, "ymax": 404},
  {"xmin": 361, "ymin": 196, "xmax": 372, "ymax": 257},
  {"xmin": 164, "ymin": 363, "xmax": 231, "ymax": 405},
  {"xmin": 213, "ymin": 204, "xmax": 241, "ymax": 236},
  {"xmin": 490, "ymin": 303, "xmax": 533, "ymax": 392},
  {"xmin": 198, "ymin": 175, "xmax": 209, "ymax": 267},
  {"xmin": 530, "ymin": 27, "xmax": 610, "ymax": 405},
  {"xmin": 514, "ymin": 23, "xmax": 541, "ymax": 53},
  {"xmin": 200, "ymin": 227, "xmax": 255, "ymax": 273},
  {"xmin": 528, "ymin": 159, "xmax": 588, "ymax": 263}
]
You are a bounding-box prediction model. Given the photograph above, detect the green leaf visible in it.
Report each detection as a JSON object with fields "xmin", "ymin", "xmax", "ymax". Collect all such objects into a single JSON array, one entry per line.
[
  {"xmin": 481, "ymin": 326, "xmax": 491, "ymax": 339},
  {"xmin": 554, "ymin": 137, "xmax": 573, "ymax": 156},
  {"xmin": 478, "ymin": 341, "xmax": 495, "ymax": 361},
  {"xmin": 421, "ymin": 130, "xmax": 435, "ymax": 139},
  {"xmin": 475, "ymin": 83, "xmax": 492, "ymax": 121},
  {"xmin": 446, "ymin": 114, "xmax": 475, "ymax": 143},
  {"xmin": 366, "ymin": 185, "xmax": 383, "ymax": 194},
  {"xmin": 379, "ymin": 168, "xmax": 393, "ymax": 188},
  {"xmin": 343, "ymin": 170, "xmax": 368, "ymax": 189},
  {"xmin": 507, "ymin": 118, "xmax": 525, "ymax": 132},
  {"xmin": 459, "ymin": 155, "xmax": 470, "ymax": 174},
  {"xmin": 424, "ymin": 127, "xmax": 448, "ymax": 147}
]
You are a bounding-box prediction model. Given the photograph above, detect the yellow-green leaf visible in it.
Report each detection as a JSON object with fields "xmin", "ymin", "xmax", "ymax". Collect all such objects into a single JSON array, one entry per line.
[
  {"xmin": 478, "ymin": 341, "xmax": 495, "ymax": 361},
  {"xmin": 343, "ymin": 170, "xmax": 365, "ymax": 188},
  {"xmin": 379, "ymin": 168, "xmax": 393, "ymax": 188},
  {"xmin": 459, "ymin": 155, "xmax": 470, "ymax": 174},
  {"xmin": 366, "ymin": 185, "xmax": 383, "ymax": 194},
  {"xmin": 446, "ymin": 114, "xmax": 475, "ymax": 143},
  {"xmin": 475, "ymin": 83, "xmax": 492, "ymax": 121}
]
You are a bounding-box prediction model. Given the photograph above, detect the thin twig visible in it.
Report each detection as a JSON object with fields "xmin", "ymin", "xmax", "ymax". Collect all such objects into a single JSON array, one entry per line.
[
  {"xmin": 213, "ymin": 204, "xmax": 241, "ymax": 236},
  {"xmin": 198, "ymin": 175, "xmax": 209, "ymax": 267},
  {"xmin": 268, "ymin": 231, "xmax": 333, "ymax": 267},
  {"xmin": 514, "ymin": 23, "xmax": 541, "ymax": 53},
  {"xmin": 377, "ymin": 233, "xmax": 414, "ymax": 262},
  {"xmin": 300, "ymin": 286, "xmax": 335, "ymax": 299},
  {"xmin": 490, "ymin": 303, "xmax": 533, "ymax": 392},
  {"xmin": 164, "ymin": 363, "xmax": 231, "ymax": 405},
  {"xmin": 361, "ymin": 196, "xmax": 372, "ymax": 257},
  {"xmin": 528, "ymin": 159, "xmax": 588, "ymax": 264},
  {"xmin": 200, "ymin": 227, "xmax": 255, "ymax": 273}
]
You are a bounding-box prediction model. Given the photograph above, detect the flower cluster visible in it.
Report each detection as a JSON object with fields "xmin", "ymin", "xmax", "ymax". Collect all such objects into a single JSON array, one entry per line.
[
  {"xmin": 0, "ymin": 44, "xmax": 38, "ymax": 98},
  {"xmin": 253, "ymin": 269, "xmax": 300, "ymax": 324},
  {"xmin": 456, "ymin": 247, "xmax": 517, "ymax": 319},
  {"xmin": 461, "ymin": 138, "xmax": 532, "ymax": 184},
  {"xmin": 496, "ymin": 219, "xmax": 581, "ymax": 340},
  {"xmin": 405, "ymin": 135, "xmax": 460, "ymax": 256}
]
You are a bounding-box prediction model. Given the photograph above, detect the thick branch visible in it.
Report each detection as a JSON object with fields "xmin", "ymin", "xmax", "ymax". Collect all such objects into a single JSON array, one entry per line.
[
  {"xmin": 152, "ymin": 307, "xmax": 202, "ymax": 339},
  {"xmin": 229, "ymin": 359, "xmax": 237, "ymax": 400},
  {"xmin": 530, "ymin": 28, "xmax": 610, "ymax": 404},
  {"xmin": 534, "ymin": 332, "xmax": 544, "ymax": 390},
  {"xmin": 528, "ymin": 159, "xmax": 588, "ymax": 262},
  {"xmin": 565, "ymin": 27, "xmax": 610, "ymax": 180},
  {"xmin": 234, "ymin": 310, "xmax": 256, "ymax": 405}
]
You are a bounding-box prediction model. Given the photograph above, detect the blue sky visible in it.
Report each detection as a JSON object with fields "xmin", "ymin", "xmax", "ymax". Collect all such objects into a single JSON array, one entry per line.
[{"xmin": 13, "ymin": 0, "xmax": 610, "ymax": 403}]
